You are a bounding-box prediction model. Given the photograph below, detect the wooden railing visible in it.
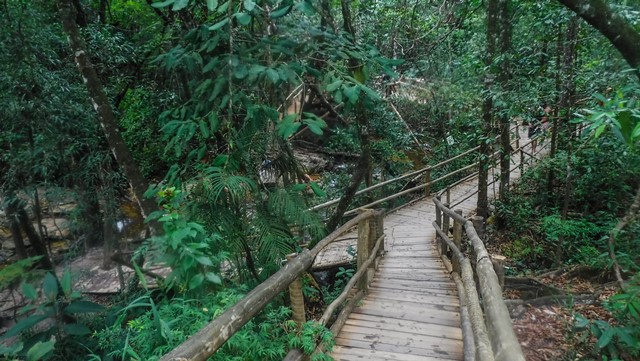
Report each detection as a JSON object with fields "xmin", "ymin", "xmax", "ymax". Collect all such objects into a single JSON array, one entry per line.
[
  {"xmin": 311, "ymin": 125, "xmax": 522, "ymax": 218},
  {"xmin": 161, "ymin": 124, "xmax": 543, "ymax": 361},
  {"xmin": 159, "ymin": 210, "xmax": 385, "ymax": 361},
  {"xmin": 430, "ymin": 132, "xmax": 550, "ymax": 361}
]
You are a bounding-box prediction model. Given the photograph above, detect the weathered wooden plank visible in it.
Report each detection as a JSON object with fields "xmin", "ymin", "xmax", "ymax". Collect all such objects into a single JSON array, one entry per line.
[
  {"xmin": 352, "ymin": 305, "xmax": 460, "ymax": 328},
  {"xmin": 367, "ymin": 289, "xmax": 459, "ymax": 307},
  {"xmin": 345, "ymin": 313, "xmax": 462, "ymax": 340},
  {"xmin": 355, "ymin": 298, "xmax": 459, "ymax": 317},
  {"xmin": 372, "ymin": 277, "xmax": 456, "ymax": 290},
  {"xmin": 339, "ymin": 325, "xmax": 462, "ymax": 351},
  {"xmin": 335, "ymin": 336, "xmax": 462, "ymax": 360},
  {"xmin": 375, "ymin": 271, "xmax": 452, "ymax": 282},
  {"xmin": 332, "ymin": 345, "xmax": 443, "ymax": 361}
]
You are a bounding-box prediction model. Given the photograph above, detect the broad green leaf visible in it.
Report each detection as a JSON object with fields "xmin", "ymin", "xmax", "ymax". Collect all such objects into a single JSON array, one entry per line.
[
  {"xmin": 326, "ymin": 80, "xmax": 343, "ymax": 92},
  {"xmin": 26, "ymin": 339, "xmax": 55, "ymax": 361},
  {"xmin": 172, "ymin": 0, "xmax": 189, "ymax": 10},
  {"xmin": 5, "ymin": 314, "xmax": 49, "ymax": 337},
  {"xmin": 63, "ymin": 323, "xmax": 91, "ymax": 336},
  {"xmin": 64, "ymin": 300, "xmax": 106, "ymax": 314},
  {"xmin": 60, "ymin": 269, "xmax": 72, "ymax": 297},
  {"xmin": 22, "ymin": 283, "xmax": 37, "ymax": 301},
  {"xmin": 359, "ymin": 84, "xmax": 380, "ymax": 101},
  {"xmin": 209, "ymin": 18, "xmax": 229, "ymax": 31},
  {"xmin": 43, "ymin": 272, "xmax": 58, "ymax": 301},
  {"xmin": 243, "ymin": 0, "xmax": 256, "ymax": 11},
  {"xmin": 189, "ymin": 274, "xmax": 204, "ymax": 289},
  {"xmin": 343, "ymin": 86, "xmax": 360, "ymax": 105},
  {"xmin": 270, "ymin": 5, "xmax": 291, "ymax": 18},
  {"xmin": 296, "ymin": 0, "xmax": 316, "ymax": 15},
  {"xmin": 266, "ymin": 68, "xmax": 279, "ymax": 83},
  {"xmin": 206, "ymin": 0, "xmax": 218, "ymax": 11},
  {"xmin": 205, "ymin": 272, "xmax": 222, "ymax": 285},
  {"xmin": 151, "ymin": 0, "xmax": 174, "ymax": 8},
  {"xmin": 596, "ymin": 327, "xmax": 614, "ymax": 349},
  {"xmin": 195, "ymin": 256, "xmax": 214, "ymax": 266},
  {"xmin": 236, "ymin": 12, "xmax": 251, "ymax": 26},
  {"xmin": 309, "ymin": 182, "xmax": 326, "ymax": 197}
]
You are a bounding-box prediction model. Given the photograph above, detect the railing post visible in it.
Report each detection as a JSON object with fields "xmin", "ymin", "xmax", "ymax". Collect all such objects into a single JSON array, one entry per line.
[
  {"xmin": 452, "ymin": 210, "xmax": 463, "ymax": 274},
  {"xmin": 286, "ymin": 253, "xmax": 306, "ymax": 327},
  {"xmin": 519, "ymin": 148, "xmax": 524, "ymax": 174},
  {"xmin": 424, "ymin": 168, "xmax": 431, "ymax": 196},
  {"xmin": 446, "ymin": 188, "xmax": 451, "ymax": 205},
  {"xmin": 357, "ymin": 216, "xmax": 372, "ymax": 292},
  {"xmin": 472, "ymin": 216, "xmax": 485, "ymax": 240},
  {"xmin": 368, "ymin": 211, "xmax": 384, "ymax": 273},
  {"xmin": 435, "ymin": 196, "xmax": 444, "ymax": 256},
  {"xmin": 492, "ymin": 254, "xmax": 506, "ymax": 289},
  {"xmin": 442, "ymin": 203, "xmax": 450, "ymax": 253}
]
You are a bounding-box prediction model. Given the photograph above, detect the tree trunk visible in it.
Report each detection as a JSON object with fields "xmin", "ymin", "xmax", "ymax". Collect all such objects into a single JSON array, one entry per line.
[
  {"xmin": 60, "ymin": 1, "xmax": 158, "ymax": 233},
  {"xmin": 326, "ymin": 0, "xmax": 373, "ymax": 231},
  {"xmin": 496, "ymin": 0, "xmax": 511, "ymax": 228},
  {"xmin": 4, "ymin": 198, "xmax": 28, "ymax": 260},
  {"xmin": 16, "ymin": 206, "xmax": 53, "ymax": 269},
  {"xmin": 78, "ymin": 187, "xmax": 103, "ymax": 248},
  {"xmin": 478, "ymin": 0, "xmax": 499, "ymax": 219},
  {"xmin": 557, "ymin": 0, "xmax": 640, "ymax": 79}
]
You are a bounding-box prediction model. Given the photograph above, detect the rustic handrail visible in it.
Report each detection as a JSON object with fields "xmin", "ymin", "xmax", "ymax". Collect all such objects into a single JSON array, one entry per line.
[
  {"xmin": 311, "ymin": 125, "xmax": 519, "ymax": 212},
  {"xmin": 319, "ymin": 233, "xmax": 385, "ymax": 325},
  {"xmin": 160, "ymin": 210, "xmax": 379, "ymax": 361},
  {"xmin": 433, "ymin": 197, "xmax": 525, "ymax": 361}
]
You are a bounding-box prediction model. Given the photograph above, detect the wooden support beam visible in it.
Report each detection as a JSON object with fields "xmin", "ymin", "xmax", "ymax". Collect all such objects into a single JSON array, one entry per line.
[
  {"xmin": 287, "ymin": 253, "xmax": 306, "ymax": 327},
  {"xmin": 453, "ymin": 210, "xmax": 463, "ymax": 274}
]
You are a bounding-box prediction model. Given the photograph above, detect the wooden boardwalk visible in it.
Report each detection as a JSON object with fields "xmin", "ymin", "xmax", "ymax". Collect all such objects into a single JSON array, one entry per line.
[{"xmin": 326, "ymin": 130, "xmax": 542, "ymax": 361}]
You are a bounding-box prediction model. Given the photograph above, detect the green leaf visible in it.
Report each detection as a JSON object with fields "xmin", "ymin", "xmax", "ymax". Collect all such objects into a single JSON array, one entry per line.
[
  {"xmin": 205, "ymin": 272, "xmax": 222, "ymax": 285},
  {"xmin": 151, "ymin": 0, "xmax": 174, "ymax": 8},
  {"xmin": 189, "ymin": 274, "xmax": 204, "ymax": 289},
  {"xmin": 326, "ymin": 80, "xmax": 343, "ymax": 92},
  {"xmin": 26, "ymin": 339, "xmax": 55, "ymax": 361},
  {"xmin": 270, "ymin": 5, "xmax": 291, "ymax": 18},
  {"xmin": 63, "ymin": 323, "xmax": 91, "ymax": 336},
  {"xmin": 236, "ymin": 12, "xmax": 251, "ymax": 26},
  {"xmin": 343, "ymin": 86, "xmax": 360, "ymax": 104},
  {"xmin": 5, "ymin": 314, "xmax": 49, "ymax": 337},
  {"xmin": 266, "ymin": 68, "xmax": 279, "ymax": 83},
  {"xmin": 206, "ymin": 0, "xmax": 218, "ymax": 11},
  {"xmin": 596, "ymin": 327, "xmax": 615, "ymax": 349},
  {"xmin": 243, "ymin": 0, "xmax": 256, "ymax": 11},
  {"xmin": 60, "ymin": 269, "xmax": 72, "ymax": 297},
  {"xmin": 309, "ymin": 182, "xmax": 326, "ymax": 197},
  {"xmin": 209, "ymin": 18, "xmax": 230, "ymax": 31},
  {"xmin": 43, "ymin": 272, "xmax": 58, "ymax": 301},
  {"xmin": 195, "ymin": 256, "xmax": 214, "ymax": 266},
  {"xmin": 296, "ymin": 0, "xmax": 316, "ymax": 15},
  {"xmin": 359, "ymin": 84, "xmax": 380, "ymax": 101},
  {"xmin": 22, "ymin": 283, "xmax": 38, "ymax": 301},
  {"xmin": 172, "ymin": 0, "xmax": 189, "ymax": 10},
  {"xmin": 64, "ymin": 300, "xmax": 106, "ymax": 314}
]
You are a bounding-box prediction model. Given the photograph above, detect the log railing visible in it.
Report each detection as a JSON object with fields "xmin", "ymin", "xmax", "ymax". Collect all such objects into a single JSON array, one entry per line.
[
  {"xmin": 159, "ymin": 210, "xmax": 385, "ymax": 361},
  {"xmin": 312, "ymin": 125, "xmax": 521, "ymax": 218},
  {"xmin": 433, "ymin": 196, "xmax": 525, "ymax": 361}
]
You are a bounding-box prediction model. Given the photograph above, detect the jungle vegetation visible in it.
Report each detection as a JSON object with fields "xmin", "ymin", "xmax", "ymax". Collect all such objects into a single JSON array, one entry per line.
[{"xmin": 0, "ymin": 0, "xmax": 639, "ymax": 360}]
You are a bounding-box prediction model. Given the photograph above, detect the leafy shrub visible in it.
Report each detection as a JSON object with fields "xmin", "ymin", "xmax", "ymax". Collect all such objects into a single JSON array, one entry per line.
[
  {"xmin": 0, "ymin": 270, "xmax": 105, "ymax": 361},
  {"xmin": 574, "ymin": 274, "xmax": 640, "ymax": 360}
]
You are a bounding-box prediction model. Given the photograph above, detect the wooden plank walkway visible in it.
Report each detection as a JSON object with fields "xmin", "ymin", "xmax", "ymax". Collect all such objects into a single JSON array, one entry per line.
[{"xmin": 325, "ymin": 128, "xmax": 544, "ymax": 361}]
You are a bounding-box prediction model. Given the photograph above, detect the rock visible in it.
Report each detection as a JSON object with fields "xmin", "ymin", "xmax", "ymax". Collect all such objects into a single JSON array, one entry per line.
[{"xmin": 34, "ymin": 218, "xmax": 71, "ymax": 240}]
